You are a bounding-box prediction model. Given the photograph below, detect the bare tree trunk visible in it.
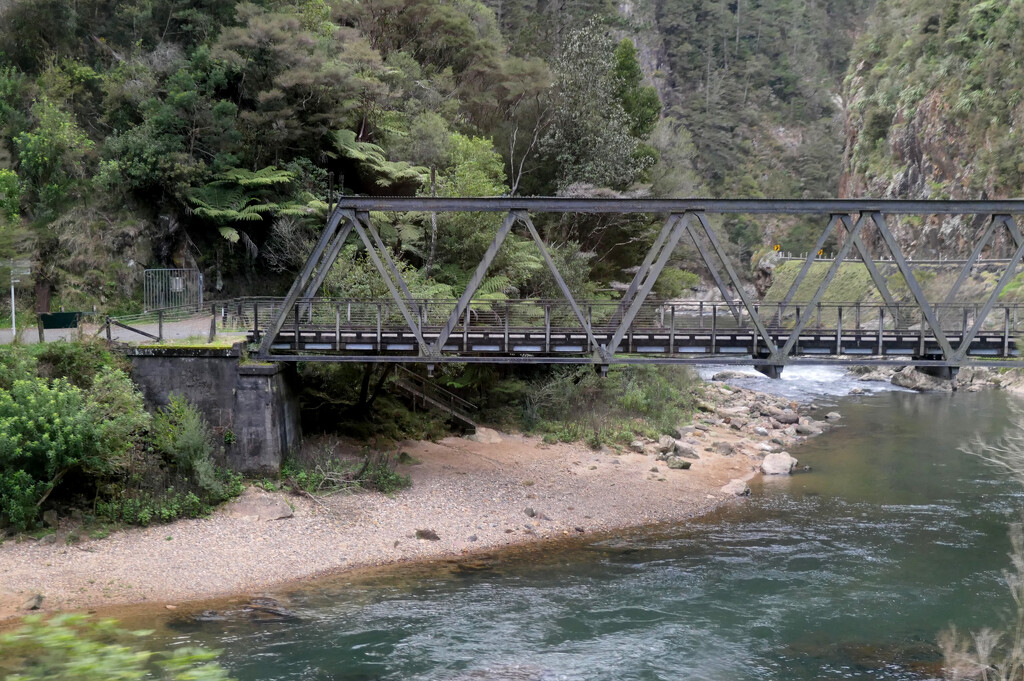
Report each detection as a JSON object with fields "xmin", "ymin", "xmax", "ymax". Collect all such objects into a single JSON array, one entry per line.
[{"xmin": 424, "ymin": 166, "xmax": 438, "ymax": 276}]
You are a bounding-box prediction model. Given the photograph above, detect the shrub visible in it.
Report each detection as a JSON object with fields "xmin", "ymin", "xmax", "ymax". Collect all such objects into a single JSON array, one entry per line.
[
  {"xmin": 0, "ymin": 346, "xmax": 36, "ymax": 390},
  {"xmin": 151, "ymin": 394, "xmax": 224, "ymax": 498},
  {"xmin": 0, "ymin": 614, "xmax": 234, "ymax": 681},
  {"xmin": 0, "ymin": 378, "xmax": 106, "ymax": 529},
  {"xmin": 35, "ymin": 340, "xmax": 127, "ymax": 390}
]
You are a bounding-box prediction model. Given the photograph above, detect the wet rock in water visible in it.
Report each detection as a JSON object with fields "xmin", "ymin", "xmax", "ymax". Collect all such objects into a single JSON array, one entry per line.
[
  {"xmin": 194, "ymin": 610, "xmax": 226, "ymax": 622},
  {"xmin": 825, "ymin": 412, "xmax": 842, "ymax": 420},
  {"xmin": 657, "ymin": 435, "xmax": 675, "ymax": 453},
  {"xmin": 713, "ymin": 441, "xmax": 735, "ymax": 456},
  {"xmin": 712, "ymin": 370, "xmax": 758, "ymax": 381},
  {"xmin": 416, "ymin": 529, "xmax": 441, "ymax": 541},
  {"xmin": 753, "ymin": 426, "xmax": 770, "ymax": 437},
  {"xmin": 848, "ymin": 387, "xmax": 867, "ymax": 395},
  {"xmin": 245, "ymin": 598, "xmax": 299, "ymax": 622},
  {"xmin": 629, "ymin": 440, "xmax": 645, "ymax": 453},
  {"xmin": 795, "ymin": 423, "xmax": 822, "ymax": 436},
  {"xmin": 721, "ymin": 479, "xmax": 750, "ymax": 496},
  {"xmin": 42, "ymin": 510, "xmax": 58, "ymax": 528},
  {"xmin": 523, "ymin": 507, "xmax": 537, "ymax": 518},
  {"xmin": 666, "ymin": 457, "xmax": 692, "ymax": 470},
  {"xmin": 466, "ymin": 427, "xmax": 503, "ymax": 444},
  {"xmin": 891, "ymin": 367, "xmax": 956, "ymax": 393},
  {"xmin": 762, "ymin": 452, "xmax": 798, "ymax": 475},
  {"xmin": 21, "ymin": 594, "xmax": 42, "ymax": 611}
]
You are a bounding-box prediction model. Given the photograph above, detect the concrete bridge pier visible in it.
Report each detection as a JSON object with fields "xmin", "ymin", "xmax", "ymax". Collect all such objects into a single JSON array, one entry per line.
[
  {"xmin": 755, "ymin": 365, "xmax": 784, "ymax": 379},
  {"xmin": 918, "ymin": 365, "xmax": 960, "ymax": 381},
  {"xmin": 125, "ymin": 343, "xmax": 301, "ymax": 475}
]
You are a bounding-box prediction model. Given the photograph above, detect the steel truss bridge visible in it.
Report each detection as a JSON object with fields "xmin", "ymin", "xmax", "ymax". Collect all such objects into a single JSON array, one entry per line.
[{"xmin": 252, "ymin": 198, "xmax": 1024, "ymax": 378}]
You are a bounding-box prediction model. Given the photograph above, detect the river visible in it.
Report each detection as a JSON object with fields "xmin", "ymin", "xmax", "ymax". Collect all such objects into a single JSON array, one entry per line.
[{"xmin": 154, "ymin": 369, "xmax": 1022, "ymax": 680}]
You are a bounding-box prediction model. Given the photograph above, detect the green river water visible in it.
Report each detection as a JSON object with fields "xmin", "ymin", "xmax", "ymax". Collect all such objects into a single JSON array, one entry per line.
[{"xmin": 152, "ymin": 377, "xmax": 1023, "ymax": 681}]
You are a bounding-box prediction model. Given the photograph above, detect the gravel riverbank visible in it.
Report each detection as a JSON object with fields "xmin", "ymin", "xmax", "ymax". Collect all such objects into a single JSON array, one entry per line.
[{"xmin": 0, "ymin": 382, "xmax": 829, "ymax": 623}]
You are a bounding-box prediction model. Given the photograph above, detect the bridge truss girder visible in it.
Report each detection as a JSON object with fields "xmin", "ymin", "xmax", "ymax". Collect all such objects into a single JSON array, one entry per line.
[{"xmin": 256, "ymin": 198, "xmax": 1024, "ymax": 375}]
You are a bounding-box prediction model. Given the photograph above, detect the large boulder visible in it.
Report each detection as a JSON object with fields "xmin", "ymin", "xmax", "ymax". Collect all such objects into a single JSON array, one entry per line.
[
  {"xmin": 657, "ymin": 435, "xmax": 675, "ymax": 453},
  {"xmin": 761, "ymin": 452, "xmax": 798, "ymax": 475},
  {"xmin": 771, "ymin": 409, "xmax": 800, "ymax": 425},
  {"xmin": 673, "ymin": 441, "xmax": 700, "ymax": 458},
  {"xmin": 226, "ymin": 492, "xmax": 294, "ymax": 521}
]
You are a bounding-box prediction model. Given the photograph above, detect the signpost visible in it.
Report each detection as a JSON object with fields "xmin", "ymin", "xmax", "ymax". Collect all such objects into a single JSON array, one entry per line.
[{"xmin": 5, "ymin": 260, "xmax": 30, "ymax": 339}]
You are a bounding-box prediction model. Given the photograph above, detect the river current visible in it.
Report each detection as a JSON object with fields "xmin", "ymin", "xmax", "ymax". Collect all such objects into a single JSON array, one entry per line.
[{"xmin": 155, "ymin": 368, "xmax": 1023, "ymax": 680}]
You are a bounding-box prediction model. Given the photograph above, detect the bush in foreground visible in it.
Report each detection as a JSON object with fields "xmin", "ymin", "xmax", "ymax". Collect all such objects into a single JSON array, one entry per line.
[{"xmin": 0, "ymin": 614, "xmax": 234, "ymax": 681}]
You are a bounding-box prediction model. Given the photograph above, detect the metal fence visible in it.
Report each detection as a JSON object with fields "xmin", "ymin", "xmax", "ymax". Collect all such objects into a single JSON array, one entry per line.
[{"xmin": 144, "ymin": 269, "xmax": 203, "ymax": 312}]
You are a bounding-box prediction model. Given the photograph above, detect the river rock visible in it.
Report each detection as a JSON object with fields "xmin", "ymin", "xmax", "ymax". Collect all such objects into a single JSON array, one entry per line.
[
  {"xmin": 753, "ymin": 426, "xmax": 770, "ymax": 437},
  {"xmin": 629, "ymin": 440, "xmax": 645, "ymax": 453},
  {"xmin": 38, "ymin": 533, "xmax": 57, "ymax": 545},
  {"xmin": 762, "ymin": 452, "xmax": 798, "ymax": 475},
  {"xmin": 671, "ymin": 425, "xmax": 696, "ymax": 439},
  {"xmin": 673, "ymin": 441, "xmax": 700, "ymax": 459},
  {"xmin": 42, "ymin": 510, "xmax": 58, "ymax": 528},
  {"xmin": 848, "ymin": 387, "xmax": 867, "ymax": 395},
  {"xmin": 712, "ymin": 370, "xmax": 759, "ymax": 381},
  {"xmin": 713, "ymin": 441, "xmax": 735, "ymax": 456},
  {"xmin": 415, "ymin": 529, "xmax": 440, "ymax": 541},
  {"xmin": 523, "ymin": 507, "xmax": 537, "ymax": 518},
  {"xmin": 721, "ymin": 479, "xmax": 750, "ymax": 496},
  {"xmin": 226, "ymin": 493, "xmax": 294, "ymax": 521},
  {"xmin": 771, "ymin": 409, "xmax": 800, "ymax": 425},
  {"xmin": 657, "ymin": 435, "xmax": 675, "ymax": 453},
  {"xmin": 825, "ymin": 412, "xmax": 841, "ymax": 420},
  {"xmin": 757, "ymin": 442, "xmax": 776, "ymax": 452},
  {"xmin": 21, "ymin": 594, "xmax": 42, "ymax": 611},
  {"xmin": 466, "ymin": 427, "xmax": 503, "ymax": 444},
  {"xmin": 795, "ymin": 423, "xmax": 822, "ymax": 436},
  {"xmin": 666, "ymin": 457, "xmax": 692, "ymax": 470}
]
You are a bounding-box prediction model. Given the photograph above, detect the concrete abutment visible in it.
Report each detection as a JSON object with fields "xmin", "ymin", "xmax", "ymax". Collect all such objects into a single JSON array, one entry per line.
[{"xmin": 124, "ymin": 343, "xmax": 301, "ymax": 475}]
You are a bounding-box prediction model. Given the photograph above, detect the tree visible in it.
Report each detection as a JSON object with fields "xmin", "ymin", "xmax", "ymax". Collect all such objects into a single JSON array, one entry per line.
[{"xmin": 540, "ymin": 22, "xmax": 645, "ymax": 190}]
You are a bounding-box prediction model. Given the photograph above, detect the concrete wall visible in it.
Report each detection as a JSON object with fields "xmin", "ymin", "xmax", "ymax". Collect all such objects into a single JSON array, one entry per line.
[{"xmin": 125, "ymin": 344, "xmax": 301, "ymax": 474}]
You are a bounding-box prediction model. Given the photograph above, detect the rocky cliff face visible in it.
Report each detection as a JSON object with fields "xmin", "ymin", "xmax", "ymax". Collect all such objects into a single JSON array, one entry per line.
[{"xmin": 840, "ymin": 1, "xmax": 1024, "ymax": 258}]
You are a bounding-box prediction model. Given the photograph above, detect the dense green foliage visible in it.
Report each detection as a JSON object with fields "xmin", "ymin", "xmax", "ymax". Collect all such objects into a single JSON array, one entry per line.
[
  {"xmin": 0, "ymin": 614, "xmax": 234, "ymax": 681},
  {"xmin": 0, "ymin": 342, "xmax": 239, "ymax": 531},
  {"xmin": 845, "ymin": 0, "xmax": 1024, "ymax": 198}
]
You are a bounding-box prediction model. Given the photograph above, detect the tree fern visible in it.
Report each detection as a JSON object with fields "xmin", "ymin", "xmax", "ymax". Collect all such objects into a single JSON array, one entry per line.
[{"xmin": 328, "ymin": 130, "xmax": 428, "ymax": 188}]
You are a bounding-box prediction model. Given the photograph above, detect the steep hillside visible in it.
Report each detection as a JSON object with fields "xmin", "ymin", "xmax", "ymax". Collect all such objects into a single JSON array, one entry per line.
[{"xmin": 842, "ymin": 0, "xmax": 1024, "ymax": 257}]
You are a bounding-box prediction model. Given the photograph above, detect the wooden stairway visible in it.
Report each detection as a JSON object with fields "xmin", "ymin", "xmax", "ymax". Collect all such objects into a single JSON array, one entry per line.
[{"xmin": 393, "ymin": 367, "xmax": 478, "ymax": 433}]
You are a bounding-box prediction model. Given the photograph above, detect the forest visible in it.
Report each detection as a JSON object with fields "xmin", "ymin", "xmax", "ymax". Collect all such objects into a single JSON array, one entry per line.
[{"xmin": 0, "ymin": 0, "xmax": 882, "ymax": 316}]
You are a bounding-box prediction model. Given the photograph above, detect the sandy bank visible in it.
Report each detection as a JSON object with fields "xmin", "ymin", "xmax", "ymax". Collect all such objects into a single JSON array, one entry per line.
[{"xmin": 0, "ymin": 384, "xmax": 822, "ymax": 622}]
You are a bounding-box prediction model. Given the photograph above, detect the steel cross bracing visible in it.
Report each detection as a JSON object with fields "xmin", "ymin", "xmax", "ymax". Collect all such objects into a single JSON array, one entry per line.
[{"xmin": 254, "ymin": 198, "xmax": 1024, "ymax": 376}]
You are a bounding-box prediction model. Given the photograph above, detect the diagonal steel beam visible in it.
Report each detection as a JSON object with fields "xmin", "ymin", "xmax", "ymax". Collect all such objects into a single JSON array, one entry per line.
[
  {"xmin": 954, "ymin": 216, "xmax": 1024, "ymax": 360},
  {"xmin": 303, "ymin": 221, "xmax": 354, "ymax": 299},
  {"xmin": 258, "ymin": 206, "xmax": 348, "ymax": 357},
  {"xmin": 357, "ymin": 211, "xmax": 418, "ymax": 306},
  {"xmin": 431, "ymin": 212, "xmax": 519, "ymax": 354},
  {"xmin": 685, "ymin": 221, "xmax": 742, "ymax": 322},
  {"xmin": 517, "ymin": 212, "xmax": 604, "ymax": 359},
  {"xmin": 350, "ymin": 216, "xmax": 428, "ymax": 354},
  {"xmin": 870, "ymin": 212, "xmax": 954, "ymax": 359},
  {"xmin": 779, "ymin": 214, "xmax": 840, "ymax": 313},
  {"xmin": 606, "ymin": 214, "xmax": 691, "ymax": 359},
  {"xmin": 691, "ymin": 212, "xmax": 778, "ymax": 355},
  {"xmin": 778, "ymin": 214, "xmax": 868, "ymax": 358},
  {"xmin": 841, "ymin": 215, "xmax": 901, "ymax": 320},
  {"xmin": 943, "ymin": 215, "xmax": 998, "ymax": 305},
  {"xmin": 618, "ymin": 214, "xmax": 682, "ymax": 312}
]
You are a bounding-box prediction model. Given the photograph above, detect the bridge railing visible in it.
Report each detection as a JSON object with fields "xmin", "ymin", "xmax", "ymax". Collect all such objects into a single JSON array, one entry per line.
[{"xmin": 226, "ymin": 296, "xmax": 1024, "ymax": 339}]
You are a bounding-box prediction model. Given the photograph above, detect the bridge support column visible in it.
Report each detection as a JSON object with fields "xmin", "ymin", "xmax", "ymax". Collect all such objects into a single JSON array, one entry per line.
[{"xmin": 755, "ymin": 365, "xmax": 784, "ymax": 379}]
